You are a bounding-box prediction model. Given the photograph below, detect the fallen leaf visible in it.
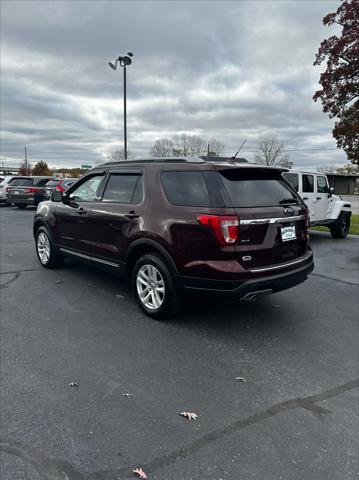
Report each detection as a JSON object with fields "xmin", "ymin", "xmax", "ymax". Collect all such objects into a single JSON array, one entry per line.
[
  {"xmin": 179, "ymin": 412, "xmax": 198, "ymax": 420},
  {"xmin": 123, "ymin": 393, "xmax": 132, "ymax": 398},
  {"xmin": 116, "ymin": 294, "xmax": 124, "ymax": 299},
  {"xmin": 235, "ymin": 376, "xmax": 247, "ymax": 383},
  {"xmin": 7, "ymin": 253, "xmax": 13, "ymax": 257},
  {"xmin": 271, "ymin": 304, "xmax": 280, "ymax": 308},
  {"xmin": 132, "ymin": 467, "xmax": 147, "ymax": 479},
  {"xmin": 55, "ymin": 280, "xmax": 62, "ymax": 284},
  {"xmin": 68, "ymin": 382, "xmax": 79, "ymax": 387}
]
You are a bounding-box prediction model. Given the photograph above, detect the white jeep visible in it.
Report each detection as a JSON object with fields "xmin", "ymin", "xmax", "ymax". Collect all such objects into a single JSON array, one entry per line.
[{"xmin": 283, "ymin": 170, "xmax": 352, "ymax": 238}]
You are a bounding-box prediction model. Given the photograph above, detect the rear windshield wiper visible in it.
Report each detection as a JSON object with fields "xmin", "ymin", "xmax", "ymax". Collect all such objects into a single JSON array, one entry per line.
[{"xmin": 278, "ymin": 198, "xmax": 298, "ymax": 205}]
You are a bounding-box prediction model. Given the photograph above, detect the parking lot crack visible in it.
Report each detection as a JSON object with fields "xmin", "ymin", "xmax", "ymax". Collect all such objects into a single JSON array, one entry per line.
[
  {"xmin": 0, "ymin": 272, "xmax": 21, "ymax": 289},
  {"xmin": 311, "ymin": 272, "xmax": 359, "ymax": 286},
  {"xmin": 1, "ymin": 379, "xmax": 357, "ymax": 480}
]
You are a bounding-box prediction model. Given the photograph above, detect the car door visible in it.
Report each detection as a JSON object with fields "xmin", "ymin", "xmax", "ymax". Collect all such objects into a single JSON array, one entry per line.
[
  {"xmin": 53, "ymin": 173, "xmax": 105, "ymax": 255},
  {"xmin": 87, "ymin": 170, "xmax": 146, "ymax": 268},
  {"xmin": 301, "ymin": 173, "xmax": 317, "ymax": 221},
  {"xmin": 315, "ymin": 175, "xmax": 330, "ymax": 221}
]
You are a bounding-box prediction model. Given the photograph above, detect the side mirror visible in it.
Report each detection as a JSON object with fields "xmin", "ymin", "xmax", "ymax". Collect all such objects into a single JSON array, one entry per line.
[
  {"xmin": 51, "ymin": 190, "xmax": 63, "ymax": 202},
  {"xmin": 328, "ymin": 186, "xmax": 334, "ymax": 197}
]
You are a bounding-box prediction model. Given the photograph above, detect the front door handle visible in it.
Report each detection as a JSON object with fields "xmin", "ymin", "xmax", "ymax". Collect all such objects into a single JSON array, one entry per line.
[
  {"xmin": 303, "ymin": 197, "xmax": 308, "ymax": 200},
  {"xmin": 125, "ymin": 210, "xmax": 140, "ymax": 219},
  {"xmin": 77, "ymin": 207, "xmax": 87, "ymax": 215},
  {"xmin": 316, "ymin": 197, "xmax": 322, "ymax": 200}
]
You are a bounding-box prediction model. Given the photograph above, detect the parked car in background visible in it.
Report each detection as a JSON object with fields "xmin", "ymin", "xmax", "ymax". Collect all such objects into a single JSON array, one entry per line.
[
  {"xmin": 33, "ymin": 157, "xmax": 313, "ymax": 319},
  {"xmin": 44, "ymin": 178, "xmax": 77, "ymax": 200},
  {"xmin": 283, "ymin": 170, "xmax": 352, "ymax": 238},
  {"xmin": 6, "ymin": 176, "xmax": 56, "ymax": 208},
  {"xmin": 0, "ymin": 176, "xmax": 18, "ymax": 203}
]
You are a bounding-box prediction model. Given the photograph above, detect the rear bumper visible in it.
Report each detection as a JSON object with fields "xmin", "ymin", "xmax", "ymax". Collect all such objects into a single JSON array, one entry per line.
[
  {"xmin": 178, "ymin": 256, "xmax": 314, "ymax": 300},
  {"xmin": 7, "ymin": 194, "xmax": 44, "ymax": 205}
]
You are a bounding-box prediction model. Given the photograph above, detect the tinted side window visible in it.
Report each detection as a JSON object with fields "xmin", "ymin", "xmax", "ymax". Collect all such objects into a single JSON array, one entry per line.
[
  {"xmin": 283, "ymin": 173, "xmax": 299, "ymax": 192},
  {"xmin": 161, "ymin": 171, "xmax": 211, "ymax": 207},
  {"xmin": 317, "ymin": 176, "xmax": 328, "ymax": 193},
  {"xmin": 302, "ymin": 174, "xmax": 314, "ymax": 193},
  {"xmin": 102, "ymin": 174, "xmax": 143, "ymax": 203},
  {"xmin": 70, "ymin": 175, "xmax": 103, "ymax": 202}
]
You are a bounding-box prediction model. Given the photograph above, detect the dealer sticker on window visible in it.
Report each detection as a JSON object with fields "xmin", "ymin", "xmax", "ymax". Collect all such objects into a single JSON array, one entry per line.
[{"xmin": 281, "ymin": 225, "xmax": 296, "ymax": 242}]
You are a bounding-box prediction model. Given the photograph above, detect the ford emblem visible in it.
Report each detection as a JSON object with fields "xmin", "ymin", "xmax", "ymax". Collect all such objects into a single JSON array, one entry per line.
[{"xmin": 285, "ymin": 207, "xmax": 295, "ymax": 216}]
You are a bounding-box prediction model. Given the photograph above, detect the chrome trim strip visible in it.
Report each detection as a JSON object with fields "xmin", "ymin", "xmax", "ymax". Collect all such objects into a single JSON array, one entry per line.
[
  {"xmin": 59, "ymin": 248, "xmax": 119, "ymax": 267},
  {"xmin": 240, "ymin": 215, "xmax": 305, "ymax": 225},
  {"xmin": 250, "ymin": 252, "xmax": 313, "ymax": 273}
]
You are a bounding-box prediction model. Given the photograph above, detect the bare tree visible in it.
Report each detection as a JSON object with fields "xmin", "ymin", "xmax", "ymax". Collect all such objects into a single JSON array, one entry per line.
[
  {"xmin": 19, "ymin": 147, "xmax": 32, "ymax": 175},
  {"xmin": 149, "ymin": 134, "xmax": 225, "ymax": 158},
  {"xmin": 172, "ymin": 134, "xmax": 206, "ymax": 156},
  {"xmin": 316, "ymin": 165, "xmax": 337, "ymax": 174},
  {"xmin": 107, "ymin": 148, "xmax": 134, "ymax": 161},
  {"xmin": 318, "ymin": 163, "xmax": 359, "ymax": 174},
  {"xmin": 254, "ymin": 138, "xmax": 293, "ymax": 168},
  {"xmin": 207, "ymin": 138, "xmax": 225, "ymax": 156},
  {"xmin": 149, "ymin": 138, "xmax": 175, "ymax": 157}
]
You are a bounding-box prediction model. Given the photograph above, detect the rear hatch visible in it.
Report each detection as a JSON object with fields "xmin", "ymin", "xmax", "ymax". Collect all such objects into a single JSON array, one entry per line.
[
  {"xmin": 7, "ymin": 177, "xmax": 34, "ymax": 199},
  {"xmin": 216, "ymin": 166, "xmax": 309, "ymax": 270}
]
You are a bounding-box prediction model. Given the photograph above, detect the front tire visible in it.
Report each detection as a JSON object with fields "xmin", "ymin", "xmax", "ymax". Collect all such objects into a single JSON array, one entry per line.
[
  {"xmin": 330, "ymin": 212, "xmax": 350, "ymax": 238},
  {"xmin": 132, "ymin": 253, "xmax": 181, "ymax": 319},
  {"xmin": 35, "ymin": 226, "xmax": 63, "ymax": 268},
  {"xmin": 16, "ymin": 204, "xmax": 27, "ymax": 209}
]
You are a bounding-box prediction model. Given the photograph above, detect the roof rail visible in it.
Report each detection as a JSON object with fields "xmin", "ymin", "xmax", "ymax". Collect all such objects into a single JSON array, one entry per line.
[{"xmin": 100, "ymin": 157, "xmax": 205, "ymax": 166}]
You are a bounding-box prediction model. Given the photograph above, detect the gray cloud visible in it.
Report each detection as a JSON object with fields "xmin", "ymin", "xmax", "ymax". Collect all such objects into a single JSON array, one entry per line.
[{"xmin": 0, "ymin": 0, "xmax": 347, "ymax": 169}]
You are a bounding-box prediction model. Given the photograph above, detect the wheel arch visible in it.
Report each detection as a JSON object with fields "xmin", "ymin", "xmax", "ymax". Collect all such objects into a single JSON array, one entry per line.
[{"xmin": 126, "ymin": 239, "xmax": 179, "ymax": 277}]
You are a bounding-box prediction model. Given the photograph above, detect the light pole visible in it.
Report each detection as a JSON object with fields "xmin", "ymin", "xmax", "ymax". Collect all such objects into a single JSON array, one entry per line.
[{"xmin": 108, "ymin": 52, "xmax": 134, "ymax": 159}]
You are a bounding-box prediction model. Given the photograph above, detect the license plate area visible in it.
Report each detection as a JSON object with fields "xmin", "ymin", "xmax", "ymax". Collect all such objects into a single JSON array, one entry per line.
[
  {"xmin": 281, "ymin": 225, "xmax": 296, "ymax": 242},
  {"xmin": 14, "ymin": 190, "xmax": 20, "ymax": 195}
]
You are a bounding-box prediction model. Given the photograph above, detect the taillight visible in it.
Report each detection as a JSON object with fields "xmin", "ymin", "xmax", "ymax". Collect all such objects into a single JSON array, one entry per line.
[
  {"xmin": 6, "ymin": 187, "xmax": 11, "ymax": 192},
  {"xmin": 56, "ymin": 181, "xmax": 65, "ymax": 192},
  {"xmin": 25, "ymin": 187, "xmax": 40, "ymax": 193},
  {"xmin": 196, "ymin": 215, "xmax": 239, "ymax": 245}
]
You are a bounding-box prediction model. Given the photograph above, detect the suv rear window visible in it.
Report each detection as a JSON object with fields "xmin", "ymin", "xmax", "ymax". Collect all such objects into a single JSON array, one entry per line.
[
  {"xmin": 161, "ymin": 171, "xmax": 211, "ymax": 207},
  {"xmin": 219, "ymin": 169, "xmax": 298, "ymax": 207},
  {"xmin": 9, "ymin": 178, "xmax": 33, "ymax": 186}
]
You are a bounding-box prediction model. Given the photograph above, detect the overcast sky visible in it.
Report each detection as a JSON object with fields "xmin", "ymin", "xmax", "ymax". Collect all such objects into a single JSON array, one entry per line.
[{"xmin": 0, "ymin": 0, "xmax": 347, "ymax": 170}]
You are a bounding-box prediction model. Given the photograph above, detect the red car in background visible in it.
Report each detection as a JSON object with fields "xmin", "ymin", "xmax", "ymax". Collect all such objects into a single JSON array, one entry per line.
[{"xmin": 44, "ymin": 178, "xmax": 78, "ymax": 200}]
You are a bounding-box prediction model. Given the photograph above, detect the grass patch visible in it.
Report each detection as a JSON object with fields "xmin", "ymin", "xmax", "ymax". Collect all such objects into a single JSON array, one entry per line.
[{"xmin": 311, "ymin": 213, "xmax": 359, "ymax": 235}]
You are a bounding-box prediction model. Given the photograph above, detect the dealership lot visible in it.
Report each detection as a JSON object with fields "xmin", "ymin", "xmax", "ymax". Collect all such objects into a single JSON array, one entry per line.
[{"xmin": 1, "ymin": 205, "xmax": 358, "ymax": 479}]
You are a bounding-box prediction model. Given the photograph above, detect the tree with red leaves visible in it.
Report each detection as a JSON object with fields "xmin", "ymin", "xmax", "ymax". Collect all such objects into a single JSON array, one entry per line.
[{"xmin": 313, "ymin": 0, "xmax": 359, "ymax": 164}]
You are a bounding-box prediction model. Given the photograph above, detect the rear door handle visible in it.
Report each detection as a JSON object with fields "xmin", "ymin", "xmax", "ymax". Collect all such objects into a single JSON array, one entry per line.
[
  {"xmin": 303, "ymin": 197, "xmax": 308, "ymax": 200},
  {"xmin": 77, "ymin": 207, "xmax": 87, "ymax": 215},
  {"xmin": 316, "ymin": 197, "xmax": 322, "ymax": 200},
  {"xmin": 125, "ymin": 210, "xmax": 140, "ymax": 219}
]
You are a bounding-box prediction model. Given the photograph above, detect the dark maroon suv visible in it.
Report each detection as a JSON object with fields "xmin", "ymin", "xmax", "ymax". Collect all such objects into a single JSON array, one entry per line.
[{"xmin": 33, "ymin": 158, "xmax": 313, "ymax": 318}]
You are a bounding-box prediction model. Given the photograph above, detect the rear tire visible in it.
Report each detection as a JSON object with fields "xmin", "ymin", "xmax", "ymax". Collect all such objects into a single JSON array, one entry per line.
[
  {"xmin": 35, "ymin": 226, "xmax": 63, "ymax": 268},
  {"xmin": 132, "ymin": 253, "xmax": 181, "ymax": 319},
  {"xmin": 16, "ymin": 204, "xmax": 27, "ymax": 209},
  {"xmin": 330, "ymin": 212, "xmax": 350, "ymax": 239}
]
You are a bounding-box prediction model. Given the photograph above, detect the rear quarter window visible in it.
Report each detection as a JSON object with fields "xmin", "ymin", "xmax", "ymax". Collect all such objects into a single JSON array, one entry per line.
[{"xmin": 161, "ymin": 171, "xmax": 211, "ymax": 207}]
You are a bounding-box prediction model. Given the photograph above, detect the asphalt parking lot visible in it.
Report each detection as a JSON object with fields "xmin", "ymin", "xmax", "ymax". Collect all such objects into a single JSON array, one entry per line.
[{"xmin": 1, "ymin": 205, "xmax": 358, "ymax": 480}]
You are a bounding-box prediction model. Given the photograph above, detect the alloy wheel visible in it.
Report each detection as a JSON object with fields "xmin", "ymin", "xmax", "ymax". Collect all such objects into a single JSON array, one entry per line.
[
  {"xmin": 37, "ymin": 232, "xmax": 51, "ymax": 264},
  {"xmin": 136, "ymin": 264, "xmax": 165, "ymax": 310}
]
